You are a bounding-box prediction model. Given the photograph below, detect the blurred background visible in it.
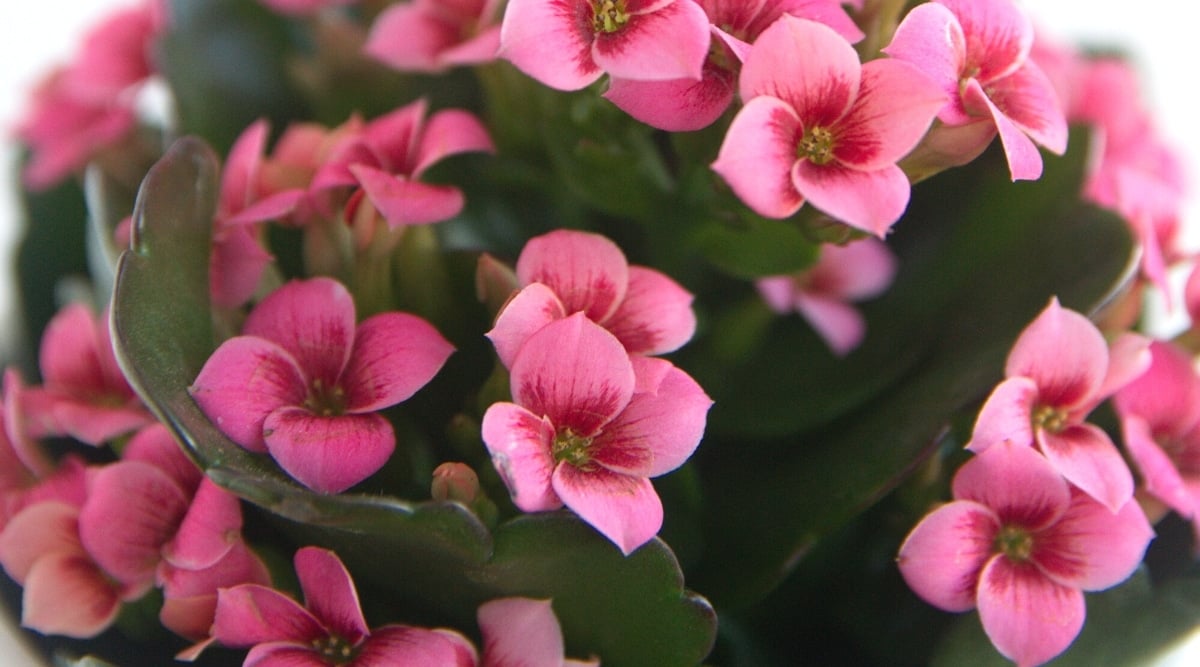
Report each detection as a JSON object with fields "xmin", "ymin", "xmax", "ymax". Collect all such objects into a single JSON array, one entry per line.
[{"xmin": 1, "ymin": 1, "xmax": 1198, "ymax": 664}]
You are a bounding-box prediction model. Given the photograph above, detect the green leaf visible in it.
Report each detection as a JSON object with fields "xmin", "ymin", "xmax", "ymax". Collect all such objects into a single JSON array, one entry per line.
[
  {"xmin": 693, "ymin": 213, "xmax": 821, "ymax": 280},
  {"xmin": 110, "ymin": 138, "xmax": 716, "ymax": 666}
]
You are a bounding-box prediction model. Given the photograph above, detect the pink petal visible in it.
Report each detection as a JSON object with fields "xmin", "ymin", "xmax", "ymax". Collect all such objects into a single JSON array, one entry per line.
[
  {"xmin": 439, "ymin": 27, "xmax": 503, "ymax": 67},
  {"xmin": 212, "ymin": 584, "xmax": 326, "ymax": 647},
  {"xmin": 592, "ymin": 357, "xmax": 711, "ymax": 477},
  {"xmin": 509, "ymin": 314, "xmax": 635, "ymax": 436},
  {"xmin": 1122, "ymin": 415, "xmax": 1195, "ymax": 520},
  {"xmin": 79, "ymin": 461, "xmax": 191, "ymax": 587},
  {"xmin": 294, "ymin": 547, "xmax": 369, "ymax": 645},
  {"xmin": 711, "ymin": 96, "xmax": 805, "ymax": 219},
  {"xmin": 975, "ymin": 557, "xmax": 1084, "ymax": 667},
  {"xmin": 809, "ymin": 238, "xmax": 898, "ymax": 301},
  {"xmin": 224, "ymin": 189, "xmax": 306, "ymax": 226},
  {"xmin": 190, "ymin": 336, "xmax": 308, "ymax": 453},
  {"xmin": 211, "ymin": 223, "xmax": 273, "ymax": 309},
  {"xmin": 122, "ymin": 422, "xmax": 204, "ymax": 495},
  {"xmin": 1112, "ymin": 341, "xmax": 1194, "ymax": 430},
  {"xmin": 790, "ymin": 161, "xmax": 910, "ymax": 237},
  {"xmin": 364, "ymin": 2, "xmax": 462, "ymax": 72},
  {"xmin": 966, "ymin": 376, "xmax": 1038, "ymax": 453},
  {"xmin": 604, "ymin": 64, "xmax": 736, "ymax": 132},
  {"xmin": 1094, "ymin": 332, "xmax": 1152, "ymax": 407},
  {"xmin": 952, "ymin": 441, "xmax": 1070, "ymax": 532},
  {"xmin": 2, "ymin": 369, "xmax": 55, "ymax": 477},
  {"xmin": 0, "ymin": 502, "xmax": 84, "ymax": 584},
  {"xmin": 591, "ymin": 0, "xmax": 710, "ymax": 82},
  {"xmin": 882, "ymin": 3, "xmax": 969, "ymax": 124},
  {"xmin": 478, "ymin": 597, "xmax": 565, "ymax": 667},
  {"xmin": 499, "ymin": 0, "xmax": 601, "ymax": 91},
  {"xmin": 831, "ymin": 59, "xmax": 946, "ymax": 170},
  {"xmin": 39, "ymin": 303, "xmax": 106, "ymax": 397},
  {"xmin": 244, "ymin": 643, "xmax": 331, "ymax": 666},
  {"xmin": 162, "ymin": 479, "xmax": 243, "ymax": 571},
  {"xmin": 350, "ymin": 164, "xmax": 466, "ymax": 226},
  {"xmin": 756, "ymin": 275, "xmax": 797, "ymax": 314},
  {"xmin": 341, "ymin": 312, "xmax": 454, "ymax": 412},
  {"xmin": 793, "ymin": 293, "xmax": 866, "ymax": 357},
  {"xmin": 985, "ymin": 62, "xmax": 1068, "ymax": 156},
  {"xmin": 159, "ymin": 541, "xmax": 271, "ymax": 641},
  {"xmin": 940, "ymin": 0, "xmax": 1032, "ymax": 83},
  {"xmin": 602, "ymin": 266, "xmax": 696, "ymax": 355},
  {"xmin": 552, "ymin": 464, "xmax": 663, "ymax": 555},
  {"xmin": 896, "ymin": 500, "xmax": 999, "ymax": 612},
  {"xmin": 1038, "ymin": 423, "xmax": 1134, "ymax": 513},
  {"xmin": 412, "ymin": 109, "xmax": 495, "ymax": 178},
  {"xmin": 487, "ymin": 283, "xmax": 568, "ymax": 369},
  {"xmin": 357, "ymin": 625, "xmax": 475, "ymax": 666},
  {"xmin": 21, "ymin": 551, "xmax": 122, "ymax": 638},
  {"xmin": 1005, "ymin": 298, "xmax": 1108, "ymax": 410},
  {"xmin": 45, "ymin": 398, "xmax": 153, "ymax": 447},
  {"xmin": 1034, "ymin": 488, "xmax": 1152, "ymax": 591},
  {"xmin": 516, "ymin": 230, "xmax": 630, "ymax": 323},
  {"xmin": 243, "ymin": 278, "xmax": 357, "ymax": 389},
  {"xmin": 963, "ymin": 78, "xmax": 1044, "ymax": 181},
  {"xmin": 220, "ymin": 119, "xmax": 270, "ymax": 216},
  {"xmin": 481, "ymin": 403, "xmax": 562, "ymax": 512},
  {"xmin": 264, "ymin": 409, "xmax": 396, "ymax": 494},
  {"xmin": 739, "ymin": 15, "xmax": 859, "ymax": 126}
]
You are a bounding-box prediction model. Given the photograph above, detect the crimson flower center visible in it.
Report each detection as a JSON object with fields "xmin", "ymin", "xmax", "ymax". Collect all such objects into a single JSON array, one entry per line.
[
  {"xmin": 311, "ymin": 634, "xmax": 357, "ymax": 665},
  {"xmin": 592, "ymin": 0, "xmax": 629, "ymax": 33},
  {"xmin": 1032, "ymin": 403, "xmax": 1068, "ymax": 434},
  {"xmin": 553, "ymin": 428, "xmax": 595, "ymax": 469},
  {"xmin": 994, "ymin": 524, "xmax": 1035, "ymax": 562},
  {"xmin": 305, "ymin": 378, "xmax": 347, "ymax": 417},
  {"xmin": 798, "ymin": 126, "xmax": 836, "ymax": 165}
]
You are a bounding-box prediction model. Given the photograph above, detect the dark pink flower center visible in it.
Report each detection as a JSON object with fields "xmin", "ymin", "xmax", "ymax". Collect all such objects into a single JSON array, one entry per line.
[
  {"xmin": 994, "ymin": 524, "xmax": 1034, "ymax": 562},
  {"xmin": 798, "ymin": 126, "xmax": 836, "ymax": 165},
  {"xmin": 305, "ymin": 378, "xmax": 347, "ymax": 417},
  {"xmin": 553, "ymin": 428, "xmax": 595, "ymax": 469},
  {"xmin": 592, "ymin": 0, "xmax": 629, "ymax": 33},
  {"xmin": 311, "ymin": 634, "xmax": 357, "ymax": 665},
  {"xmin": 1031, "ymin": 403, "xmax": 1068, "ymax": 434}
]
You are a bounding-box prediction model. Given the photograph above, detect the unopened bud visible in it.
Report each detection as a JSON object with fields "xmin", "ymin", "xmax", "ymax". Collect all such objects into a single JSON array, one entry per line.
[
  {"xmin": 475, "ymin": 253, "xmax": 520, "ymax": 317},
  {"xmin": 431, "ymin": 462, "xmax": 481, "ymax": 504}
]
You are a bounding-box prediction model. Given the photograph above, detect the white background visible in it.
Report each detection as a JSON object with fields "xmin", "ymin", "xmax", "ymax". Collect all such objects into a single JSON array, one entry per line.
[{"xmin": 1, "ymin": 1, "xmax": 1198, "ymax": 663}]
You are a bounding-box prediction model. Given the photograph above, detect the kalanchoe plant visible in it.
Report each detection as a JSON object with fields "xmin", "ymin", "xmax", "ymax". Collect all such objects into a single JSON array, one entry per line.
[{"xmin": 3, "ymin": 0, "xmax": 1200, "ymax": 666}]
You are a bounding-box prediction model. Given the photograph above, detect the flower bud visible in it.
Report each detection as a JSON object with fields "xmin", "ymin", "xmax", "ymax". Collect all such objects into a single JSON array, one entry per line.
[
  {"xmin": 475, "ymin": 253, "xmax": 519, "ymax": 317},
  {"xmin": 431, "ymin": 462, "xmax": 481, "ymax": 505}
]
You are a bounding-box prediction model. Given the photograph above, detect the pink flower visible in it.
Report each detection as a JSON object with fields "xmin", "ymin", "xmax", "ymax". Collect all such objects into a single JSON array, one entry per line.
[
  {"xmin": 711, "ymin": 16, "xmax": 946, "ymax": 237},
  {"xmin": 365, "ymin": 0, "xmax": 504, "ymax": 72},
  {"xmin": 482, "ymin": 314, "xmax": 712, "ymax": 554},
  {"xmin": 967, "ymin": 298, "xmax": 1150, "ymax": 511},
  {"xmin": 190, "ymin": 278, "xmax": 455, "ymax": 493},
  {"xmin": 477, "ymin": 597, "xmax": 598, "ymax": 666},
  {"xmin": 498, "ymin": 0, "xmax": 711, "ymax": 91},
  {"xmin": 18, "ymin": 303, "xmax": 153, "ymax": 446},
  {"xmin": 883, "ymin": 0, "xmax": 1068, "ymax": 181},
  {"xmin": 898, "ymin": 442, "xmax": 1153, "ymax": 667},
  {"xmin": 487, "ymin": 229, "xmax": 696, "ymax": 368},
  {"xmin": 212, "ymin": 546, "xmax": 476, "ymax": 665},
  {"xmin": 61, "ymin": 0, "xmax": 168, "ymax": 104},
  {"xmin": 756, "ymin": 237, "xmax": 897, "ymax": 356}
]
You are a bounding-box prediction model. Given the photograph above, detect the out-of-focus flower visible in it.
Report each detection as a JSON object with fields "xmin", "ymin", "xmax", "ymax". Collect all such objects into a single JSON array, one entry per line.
[
  {"xmin": 477, "ymin": 597, "xmax": 599, "ymax": 666},
  {"xmin": 365, "ymin": 0, "xmax": 504, "ymax": 72}
]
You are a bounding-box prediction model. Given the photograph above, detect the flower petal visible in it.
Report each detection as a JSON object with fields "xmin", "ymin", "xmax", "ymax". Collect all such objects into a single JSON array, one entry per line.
[
  {"xmin": 243, "ymin": 278, "xmax": 357, "ymax": 389},
  {"xmin": 364, "ymin": 2, "xmax": 461, "ymax": 72},
  {"xmin": 1005, "ymin": 298, "xmax": 1107, "ymax": 410},
  {"xmin": 939, "ymin": 0, "xmax": 1032, "ymax": 83},
  {"xmin": 487, "ymin": 283, "xmax": 568, "ymax": 369},
  {"xmin": 1034, "ymin": 488, "xmax": 1153, "ymax": 591},
  {"xmin": 212, "ymin": 584, "xmax": 325, "ymax": 647},
  {"xmin": 986, "ymin": 62, "xmax": 1067, "ymax": 156},
  {"xmin": 882, "ymin": 2, "xmax": 968, "ymax": 123},
  {"xmin": 294, "ymin": 547, "xmax": 369, "ymax": 645},
  {"xmin": 953, "ymin": 441, "xmax": 1070, "ymax": 531},
  {"xmin": 162, "ymin": 478, "xmax": 243, "ymax": 571},
  {"xmin": 499, "ymin": 0, "xmax": 601, "ymax": 90},
  {"xmin": 244, "ymin": 643, "xmax": 330, "ymax": 666},
  {"xmin": 341, "ymin": 312, "xmax": 454, "ymax": 412},
  {"xmin": 975, "ymin": 557, "xmax": 1084, "ymax": 667},
  {"xmin": 350, "ymin": 164, "xmax": 466, "ymax": 227},
  {"xmin": 552, "ymin": 464, "xmax": 663, "ymax": 555},
  {"xmin": 591, "ymin": 0, "xmax": 710, "ymax": 82},
  {"xmin": 356, "ymin": 625, "xmax": 475, "ymax": 666},
  {"xmin": 809, "ymin": 238, "xmax": 898, "ymax": 301},
  {"xmin": 264, "ymin": 409, "xmax": 396, "ymax": 494},
  {"xmin": 896, "ymin": 500, "xmax": 999, "ymax": 612},
  {"xmin": 711, "ymin": 96, "xmax": 805, "ymax": 219},
  {"xmin": 1038, "ymin": 423, "xmax": 1134, "ymax": 513},
  {"xmin": 831, "ymin": 59, "xmax": 946, "ymax": 170},
  {"xmin": 515, "ymin": 230, "xmax": 630, "ymax": 324},
  {"xmin": 793, "ymin": 293, "xmax": 866, "ymax": 357},
  {"xmin": 21, "ymin": 551, "xmax": 122, "ymax": 639},
  {"xmin": 481, "ymin": 403, "xmax": 562, "ymax": 512},
  {"xmin": 963, "ymin": 78, "xmax": 1044, "ymax": 181},
  {"xmin": 602, "ymin": 266, "xmax": 696, "ymax": 355},
  {"xmin": 478, "ymin": 597, "xmax": 565, "ymax": 666},
  {"xmin": 412, "ymin": 109, "xmax": 495, "ymax": 178},
  {"xmin": 791, "ymin": 161, "xmax": 910, "ymax": 237},
  {"xmin": 1122, "ymin": 415, "xmax": 1195, "ymax": 519},
  {"xmin": 966, "ymin": 376, "xmax": 1038, "ymax": 453},
  {"xmin": 604, "ymin": 64, "xmax": 736, "ymax": 132},
  {"xmin": 0, "ymin": 501, "xmax": 84, "ymax": 584}
]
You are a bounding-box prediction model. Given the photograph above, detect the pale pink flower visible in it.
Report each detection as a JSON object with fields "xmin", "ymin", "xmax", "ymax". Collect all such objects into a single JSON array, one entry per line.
[
  {"xmin": 478, "ymin": 597, "xmax": 599, "ymax": 666},
  {"xmin": 190, "ymin": 278, "xmax": 454, "ymax": 493},
  {"xmin": 365, "ymin": 0, "xmax": 504, "ymax": 72},
  {"xmin": 488, "ymin": 229, "xmax": 696, "ymax": 368},
  {"xmin": 212, "ymin": 546, "xmax": 477, "ymax": 665},
  {"xmin": 898, "ymin": 441, "xmax": 1153, "ymax": 667},
  {"xmin": 482, "ymin": 314, "xmax": 712, "ymax": 554},
  {"xmin": 756, "ymin": 237, "xmax": 897, "ymax": 356},
  {"xmin": 605, "ymin": 0, "xmax": 864, "ymax": 131},
  {"xmin": 883, "ymin": 0, "xmax": 1068, "ymax": 181},
  {"xmin": 711, "ymin": 16, "xmax": 946, "ymax": 236},
  {"xmin": 61, "ymin": 0, "xmax": 168, "ymax": 104},
  {"xmin": 499, "ymin": 0, "xmax": 711, "ymax": 91},
  {"xmin": 966, "ymin": 298, "xmax": 1151, "ymax": 512}
]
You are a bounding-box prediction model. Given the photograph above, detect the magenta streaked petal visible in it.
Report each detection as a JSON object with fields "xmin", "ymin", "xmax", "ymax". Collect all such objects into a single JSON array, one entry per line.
[
  {"xmin": 162, "ymin": 479, "xmax": 243, "ymax": 571},
  {"xmin": 21, "ymin": 551, "xmax": 122, "ymax": 639},
  {"xmin": 986, "ymin": 61, "xmax": 1067, "ymax": 156},
  {"xmin": 264, "ymin": 409, "xmax": 396, "ymax": 494},
  {"xmin": 939, "ymin": 0, "xmax": 1032, "ymax": 83},
  {"xmin": 603, "ymin": 266, "xmax": 696, "ymax": 355},
  {"xmin": 966, "ymin": 376, "xmax": 1038, "ymax": 453},
  {"xmin": 122, "ymin": 422, "xmax": 204, "ymax": 494},
  {"xmin": 478, "ymin": 597, "xmax": 564, "ymax": 666},
  {"xmin": 509, "ymin": 314, "xmax": 635, "ymax": 436},
  {"xmin": 481, "ymin": 403, "xmax": 562, "ymax": 512},
  {"xmin": 294, "ymin": 547, "xmax": 369, "ymax": 645},
  {"xmin": 488, "ymin": 283, "xmax": 568, "ymax": 369},
  {"xmin": 952, "ymin": 441, "xmax": 1070, "ymax": 531},
  {"xmin": 604, "ymin": 65, "xmax": 736, "ymax": 132},
  {"xmin": 499, "ymin": 0, "xmax": 601, "ymax": 91},
  {"xmin": 896, "ymin": 500, "xmax": 998, "ymax": 612},
  {"xmin": 357, "ymin": 625, "xmax": 474, "ymax": 666},
  {"xmin": 412, "ymin": 109, "xmax": 495, "ymax": 177},
  {"xmin": 243, "ymin": 278, "xmax": 357, "ymax": 389},
  {"xmin": 711, "ymin": 96, "xmax": 804, "ymax": 219},
  {"xmin": 341, "ymin": 312, "xmax": 454, "ymax": 412},
  {"xmin": 976, "ymin": 557, "xmax": 1083, "ymax": 667},
  {"xmin": 212, "ymin": 584, "xmax": 325, "ymax": 647},
  {"xmin": 516, "ymin": 229, "xmax": 630, "ymax": 323},
  {"xmin": 1122, "ymin": 415, "xmax": 1195, "ymax": 519},
  {"xmin": 739, "ymin": 16, "xmax": 858, "ymax": 126},
  {"xmin": 793, "ymin": 293, "xmax": 866, "ymax": 357},
  {"xmin": 882, "ymin": 3, "xmax": 966, "ymax": 121},
  {"xmin": 243, "ymin": 643, "xmax": 329, "ymax": 666},
  {"xmin": 1038, "ymin": 423, "xmax": 1134, "ymax": 513},
  {"xmin": 190, "ymin": 336, "xmax": 308, "ymax": 453},
  {"xmin": 964, "ymin": 78, "xmax": 1044, "ymax": 181},
  {"xmin": 832, "ymin": 59, "xmax": 946, "ymax": 170},
  {"xmin": 791, "ymin": 161, "xmax": 910, "ymax": 237},
  {"xmin": 552, "ymin": 464, "xmax": 663, "ymax": 555},
  {"xmin": 1005, "ymin": 298, "xmax": 1107, "ymax": 409},
  {"xmin": 1034, "ymin": 488, "xmax": 1152, "ymax": 591},
  {"xmin": 592, "ymin": 0, "xmax": 710, "ymax": 82},
  {"xmin": 350, "ymin": 164, "xmax": 466, "ymax": 226},
  {"xmin": 592, "ymin": 357, "xmax": 711, "ymax": 477},
  {"xmin": 0, "ymin": 501, "xmax": 83, "ymax": 584}
]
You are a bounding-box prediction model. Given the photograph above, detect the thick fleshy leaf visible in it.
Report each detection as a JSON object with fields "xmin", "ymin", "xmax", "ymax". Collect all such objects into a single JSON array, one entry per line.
[
  {"xmin": 832, "ymin": 59, "xmax": 946, "ymax": 170},
  {"xmin": 487, "ymin": 283, "xmax": 568, "ymax": 369},
  {"xmin": 481, "ymin": 403, "xmax": 562, "ymax": 512},
  {"xmin": 341, "ymin": 312, "xmax": 454, "ymax": 412},
  {"xmin": 739, "ymin": 15, "xmax": 858, "ymax": 126},
  {"xmin": 515, "ymin": 230, "xmax": 629, "ymax": 323},
  {"xmin": 966, "ymin": 376, "xmax": 1038, "ymax": 452},
  {"xmin": 294, "ymin": 547, "xmax": 370, "ymax": 646},
  {"xmin": 212, "ymin": 584, "xmax": 326, "ymax": 647},
  {"xmin": 499, "ymin": 0, "xmax": 601, "ymax": 91},
  {"xmin": 21, "ymin": 551, "xmax": 123, "ymax": 639},
  {"xmin": 243, "ymin": 277, "xmax": 357, "ymax": 389},
  {"xmin": 263, "ymin": 409, "xmax": 396, "ymax": 494},
  {"xmin": 552, "ymin": 464, "xmax": 664, "ymax": 555},
  {"xmin": 975, "ymin": 557, "xmax": 1084, "ymax": 667},
  {"xmin": 791, "ymin": 161, "xmax": 910, "ymax": 237},
  {"xmin": 1033, "ymin": 488, "xmax": 1152, "ymax": 591},
  {"xmin": 478, "ymin": 597, "xmax": 565, "ymax": 667},
  {"xmin": 882, "ymin": 2, "xmax": 968, "ymax": 123},
  {"xmin": 591, "ymin": 0, "xmax": 709, "ymax": 82},
  {"xmin": 1038, "ymin": 423, "xmax": 1134, "ymax": 513},
  {"xmin": 603, "ymin": 267, "xmax": 697, "ymax": 355},
  {"xmin": 896, "ymin": 500, "xmax": 999, "ymax": 612},
  {"xmin": 711, "ymin": 96, "xmax": 804, "ymax": 219},
  {"xmin": 1004, "ymin": 297, "xmax": 1108, "ymax": 409}
]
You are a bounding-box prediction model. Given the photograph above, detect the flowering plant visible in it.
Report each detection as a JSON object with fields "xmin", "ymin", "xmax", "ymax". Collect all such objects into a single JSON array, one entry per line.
[{"xmin": 4, "ymin": 0, "xmax": 1199, "ymax": 665}]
